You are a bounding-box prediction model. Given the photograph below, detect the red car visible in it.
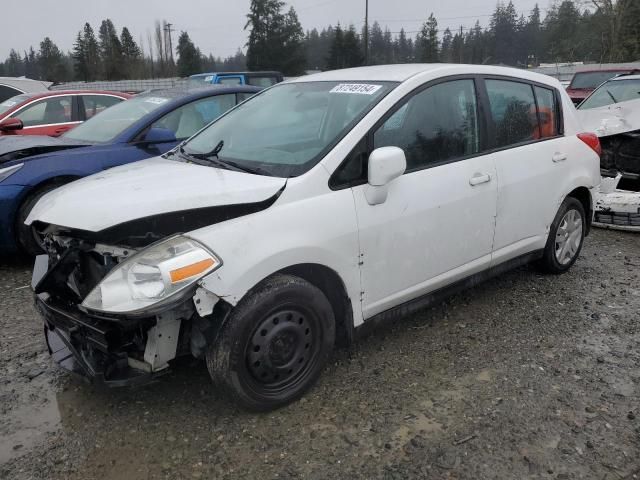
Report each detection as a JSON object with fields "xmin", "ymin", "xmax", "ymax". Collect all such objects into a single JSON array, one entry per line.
[
  {"xmin": 566, "ymin": 69, "xmax": 639, "ymax": 105},
  {"xmin": 0, "ymin": 90, "xmax": 131, "ymax": 137}
]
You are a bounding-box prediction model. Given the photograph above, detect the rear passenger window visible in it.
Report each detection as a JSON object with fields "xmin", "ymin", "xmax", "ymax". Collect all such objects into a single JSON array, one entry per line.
[
  {"xmin": 374, "ymin": 79, "xmax": 480, "ymax": 171},
  {"xmin": 486, "ymin": 80, "xmax": 538, "ymax": 148},
  {"xmin": 534, "ymin": 86, "xmax": 559, "ymax": 138},
  {"xmin": 82, "ymin": 95, "xmax": 123, "ymax": 119}
]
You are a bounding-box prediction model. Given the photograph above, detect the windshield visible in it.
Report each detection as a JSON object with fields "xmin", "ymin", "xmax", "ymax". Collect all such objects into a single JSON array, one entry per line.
[
  {"xmin": 579, "ymin": 79, "xmax": 640, "ymax": 109},
  {"xmin": 182, "ymin": 81, "xmax": 396, "ymax": 177},
  {"xmin": 0, "ymin": 94, "xmax": 30, "ymax": 116},
  {"xmin": 570, "ymin": 71, "xmax": 627, "ymax": 90},
  {"xmin": 63, "ymin": 95, "xmax": 170, "ymax": 143}
]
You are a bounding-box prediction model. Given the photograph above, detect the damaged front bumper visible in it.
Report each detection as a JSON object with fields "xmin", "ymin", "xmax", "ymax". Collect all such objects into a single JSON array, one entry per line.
[
  {"xmin": 31, "ymin": 235, "xmax": 230, "ymax": 388},
  {"xmin": 594, "ymin": 175, "xmax": 640, "ymax": 232},
  {"xmin": 36, "ymin": 295, "xmax": 164, "ymax": 387}
]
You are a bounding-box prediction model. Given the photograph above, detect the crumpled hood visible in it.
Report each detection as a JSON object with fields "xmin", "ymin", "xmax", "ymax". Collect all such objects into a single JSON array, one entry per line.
[
  {"xmin": 0, "ymin": 134, "xmax": 90, "ymax": 163},
  {"xmin": 26, "ymin": 157, "xmax": 287, "ymax": 233},
  {"xmin": 576, "ymin": 98, "xmax": 640, "ymax": 137}
]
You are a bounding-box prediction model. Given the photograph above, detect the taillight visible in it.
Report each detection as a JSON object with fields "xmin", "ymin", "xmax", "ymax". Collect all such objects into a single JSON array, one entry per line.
[{"xmin": 577, "ymin": 132, "xmax": 602, "ymax": 157}]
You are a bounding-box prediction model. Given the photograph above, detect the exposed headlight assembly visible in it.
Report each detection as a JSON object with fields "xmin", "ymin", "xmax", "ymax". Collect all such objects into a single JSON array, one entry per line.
[
  {"xmin": 0, "ymin": 163, "xmax": 23, "ymax": 183},
  {"xmin": 82, "ymin": 236, "xmax": 221, "ymax": 314}
]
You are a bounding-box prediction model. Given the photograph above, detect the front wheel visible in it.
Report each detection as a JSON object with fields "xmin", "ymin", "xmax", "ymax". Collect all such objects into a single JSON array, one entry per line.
[
  {"xmin": 206, "ymin": 274, "xmax": 335, "ymax": 411},
  {"xmin": 539, "ymin": 197, "xmax": 586, "ymax": 274}
]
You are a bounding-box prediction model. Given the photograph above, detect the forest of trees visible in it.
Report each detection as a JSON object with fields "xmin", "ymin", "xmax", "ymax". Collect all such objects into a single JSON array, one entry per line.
[{"xmin": 1, "ymin": 0, "xmax": 639, "ymax": 83}]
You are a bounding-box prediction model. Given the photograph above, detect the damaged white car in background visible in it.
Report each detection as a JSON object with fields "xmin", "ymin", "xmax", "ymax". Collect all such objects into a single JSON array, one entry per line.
[{"xmin": 576, "ymin": 74, "xmax": 640, "ymax": 231}]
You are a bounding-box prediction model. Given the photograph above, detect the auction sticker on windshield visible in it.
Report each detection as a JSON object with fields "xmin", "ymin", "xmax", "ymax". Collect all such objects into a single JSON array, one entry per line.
[{"xmin": 330, "ymin": 84, "xmax": 382, "ymax": 95}]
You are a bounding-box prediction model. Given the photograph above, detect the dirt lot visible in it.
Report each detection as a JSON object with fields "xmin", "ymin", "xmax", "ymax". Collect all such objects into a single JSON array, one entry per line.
[{"xmin": 1, "ymin": 228, "xmax": 639, "ymax": 480}]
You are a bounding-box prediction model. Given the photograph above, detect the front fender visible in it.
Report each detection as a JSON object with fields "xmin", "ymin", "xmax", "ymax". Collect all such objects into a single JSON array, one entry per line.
[{"xmin": 190, "ymin": 188, "xmax": 364, "ymax": 326}]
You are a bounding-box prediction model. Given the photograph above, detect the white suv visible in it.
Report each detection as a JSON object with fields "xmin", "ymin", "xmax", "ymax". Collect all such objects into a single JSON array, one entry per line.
[{"xmin": 29, "ymin": 65, "xmax": 601, "ymax": 410}]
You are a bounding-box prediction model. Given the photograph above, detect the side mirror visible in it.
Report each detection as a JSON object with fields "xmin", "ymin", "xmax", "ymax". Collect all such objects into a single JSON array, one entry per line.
[
  {"xmin": 0, "ymin": 117, "xmax": 24, "ymax": 132},
  {"xmin": 365, "ymin": 146, "xmax": 406, "ymax": 205},
  {"xmin": 144, "ymin": 127, "xmax": 177, "ymax": 144}
]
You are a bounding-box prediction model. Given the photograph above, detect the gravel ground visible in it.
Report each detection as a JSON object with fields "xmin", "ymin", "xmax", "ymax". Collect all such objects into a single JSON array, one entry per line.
[{"xmin": 1, "ymin": 228, "xmax": 639, "ymax": 480}]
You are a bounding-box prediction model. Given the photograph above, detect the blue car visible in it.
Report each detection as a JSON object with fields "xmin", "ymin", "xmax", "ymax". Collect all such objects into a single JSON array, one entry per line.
[
  {"xmin": 189, "ymin": 71, "xmax": 283, "ymax": 88},
  {"xmin": 0, "ymin": 85, "xmax": 261, "ymax": 255}
]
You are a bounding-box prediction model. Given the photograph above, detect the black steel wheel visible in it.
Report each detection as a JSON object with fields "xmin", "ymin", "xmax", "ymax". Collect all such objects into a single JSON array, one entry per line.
[{"xmin": 206, "ymin": 274, "xmax": 335, "ymax": 411}]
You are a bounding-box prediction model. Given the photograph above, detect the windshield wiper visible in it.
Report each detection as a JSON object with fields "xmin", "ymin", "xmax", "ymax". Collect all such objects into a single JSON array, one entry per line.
[
  {"xmin": 180, "ymin": 142, "xmax": 271, "ymax": 176},
  {"xmin": 605, "ymin": 90, "xmax": 618, "ymax": 103},
  {"xmin": 187, "ymin": 140, "xmax": 224, "ymax": 161}
]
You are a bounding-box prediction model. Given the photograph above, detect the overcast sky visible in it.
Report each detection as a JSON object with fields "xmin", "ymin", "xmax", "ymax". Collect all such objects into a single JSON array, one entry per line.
[{"xmin": 2, "ymin": 0, "xmax": 550, "ymax": 60}]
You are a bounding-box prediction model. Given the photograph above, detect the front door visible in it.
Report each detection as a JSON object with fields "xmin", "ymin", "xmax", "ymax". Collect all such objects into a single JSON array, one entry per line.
[{"xmin": 350, "ymin": 78, "xmax": 498, "ymax": 319}]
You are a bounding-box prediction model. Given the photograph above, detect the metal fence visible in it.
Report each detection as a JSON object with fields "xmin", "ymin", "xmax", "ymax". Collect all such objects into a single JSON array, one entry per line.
[
  {"xmin": 529, "ymin": 62, "xmax": 640, "ymax": 83},
  {"xmin": 49, "ymin": 77, "xmax": 189, "ymax": 93}
]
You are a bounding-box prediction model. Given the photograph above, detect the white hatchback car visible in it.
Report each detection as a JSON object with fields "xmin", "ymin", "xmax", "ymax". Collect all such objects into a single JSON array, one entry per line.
[{"xmin": 29, "ymin": 64, "xmax": 601, "ymax": 410}]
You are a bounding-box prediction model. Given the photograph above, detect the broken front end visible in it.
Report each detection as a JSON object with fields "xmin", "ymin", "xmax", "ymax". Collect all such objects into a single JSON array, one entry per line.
[{"xmin": 32, "ymin": 228, "xmax": 229, "ymax": 387}]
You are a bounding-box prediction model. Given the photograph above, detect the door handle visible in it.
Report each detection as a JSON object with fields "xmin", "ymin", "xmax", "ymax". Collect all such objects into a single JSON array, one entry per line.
[
  {"xmin": 469, "ymin": 173, "xmax": 492, "ymax": 186},
  {"xmin": 552, "ymin": 152, "xmax": 568, "ymax": 163}
]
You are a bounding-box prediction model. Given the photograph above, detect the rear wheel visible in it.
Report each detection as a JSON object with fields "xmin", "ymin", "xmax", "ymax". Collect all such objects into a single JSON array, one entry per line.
[
  {"xmin": 16, "ymin": 183, "xmax": 66, "ymax": 256},
  {"xmin": 206, "ymin": 274, "xmax": 335, "ymax": 411},
  {"xmin": 539, "ymin": 197, "xmax": 586, "ymax": 274}
]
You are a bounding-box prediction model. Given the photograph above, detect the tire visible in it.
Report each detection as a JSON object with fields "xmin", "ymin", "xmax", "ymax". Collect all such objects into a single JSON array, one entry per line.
[
  {"xmin": 206, "ymin": 274, "xmax": 335, "ymax": 411},
  {"xmin": 16, "ymin": 183, "xmax": 65, "ymax": 256},
  {"xmin": 539, "ymin": 197, "xmax": 586, "ymax": 274}
]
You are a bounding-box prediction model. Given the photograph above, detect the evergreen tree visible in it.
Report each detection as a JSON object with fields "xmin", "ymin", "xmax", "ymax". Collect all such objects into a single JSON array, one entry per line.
[
  {"xmin": 82, "ymin": 23, "xmax": 100, "ymax": 81},
  {"xmin": 99, "ymin": 19, "xmax": 123, "ymax": 80},
  {"xmin": 24, "ymin": 47, "xmax": 38, "ymax": 79},
  {"xmin": 417, "ymin": 13, "xmax": 439, "ymax": 63},
  {"xmin": 72, "ymin": 32, "xmax": 88, "ymax": 80},
  {"xmin": 280, "ymin": 7, "xmax": 306, "ymax": 75},
  {"xmin": 38, "ymin": 38, "xmax": 68, "ymax": 82},
  {"xmin": 440, "ymin": 28, "xmax": 453, "ymax": 63},
  {"xmin": 245, "ymin": 0, "xmax": 285, "ymax": 71},
  {"xmin": 6, "ymin": 49, "xmax": 24, "ymax": 77},
  {"xmin": 369, "ymin": 22, "xmax": 385, "ymax": 64},
  {"xmin": 176, "ymin": 31, "xmax": 202, "ymax": 77},
  {"xmin": 490, "ymin": 1, "xmax": 519, "ymax": 65},
  {"xmin": 396, "ymin": 28, "xmax": 412, "ymax": 63},
  {"xmin": 326, "ymin": 24, "xmax": 344, "ymax": 69},
  {"xmin": 121, "ymin": 27, "xmax": 142, "ymax": 78}
]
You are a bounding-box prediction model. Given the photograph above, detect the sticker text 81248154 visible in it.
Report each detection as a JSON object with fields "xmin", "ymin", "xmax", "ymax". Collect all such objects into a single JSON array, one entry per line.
[{"xmin": 330, "ymin": 84, "xmax": 383, "ymax": 95}]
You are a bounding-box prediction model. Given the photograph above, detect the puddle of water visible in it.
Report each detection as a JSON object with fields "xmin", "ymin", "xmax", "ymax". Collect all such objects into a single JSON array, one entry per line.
[{"xmin": 0, "ymin": 388, "xmax": 61, "ymax": 463}]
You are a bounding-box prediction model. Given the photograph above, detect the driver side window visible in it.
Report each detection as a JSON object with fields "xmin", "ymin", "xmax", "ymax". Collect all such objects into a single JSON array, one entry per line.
[
  {"xmin": 150, "ymin": 94, "xmax": 236, "ymax": 140},
  {"xmin": 374, "ymin": 79, "xmax": 480, "ymax": 172}
]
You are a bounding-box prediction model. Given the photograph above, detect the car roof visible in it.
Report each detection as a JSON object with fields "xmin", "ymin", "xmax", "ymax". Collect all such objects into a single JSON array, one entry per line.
[
  {"xmin": 17, "ymin": 90, "xmax": 131, "ymax": 101},
  {"xmin": 0, "ymin": 77, "xmax": 51, "ymax": 93},
  {"xmin": 135, "ymin": 85, "xmax": 262, "ymax": 102},
  {"xmin": 288, "ymin": 64, "xmax": 559, "ymax": 86},
  {"xmin": 608, "ymin": 74, "xmax": 640, "ymax": 81},
  {"xmin": 572, "ymin": 69, "xmax": 636, "ymax": 75}
]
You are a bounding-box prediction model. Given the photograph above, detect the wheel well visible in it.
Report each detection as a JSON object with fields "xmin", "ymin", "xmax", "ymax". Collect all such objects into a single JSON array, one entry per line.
[
  {"xmin": 278, "ymin": 264, "xmax": 354, "ymax": 347},
  {"xmin": 567, "ymin": 187, "xmax": 592, "ymax": 234},
  {"xmin": 15, "ymin": 176, "xmax": 80, "ymax": 236}
]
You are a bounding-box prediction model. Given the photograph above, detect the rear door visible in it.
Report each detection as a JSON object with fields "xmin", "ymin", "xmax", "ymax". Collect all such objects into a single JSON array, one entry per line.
[
  {"xmin": 347, "ymin": 78, "xmax": 498, "ymax": 319},
  {"xmin": 483, "ymin": 77, "xmax": 571, "ymax": 264}
]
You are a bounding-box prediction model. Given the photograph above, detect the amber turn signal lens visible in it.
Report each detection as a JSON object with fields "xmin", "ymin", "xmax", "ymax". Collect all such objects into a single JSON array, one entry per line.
[{"xmin": 170, "ymin": 258, "xmax": 215, "ymax": 284}]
